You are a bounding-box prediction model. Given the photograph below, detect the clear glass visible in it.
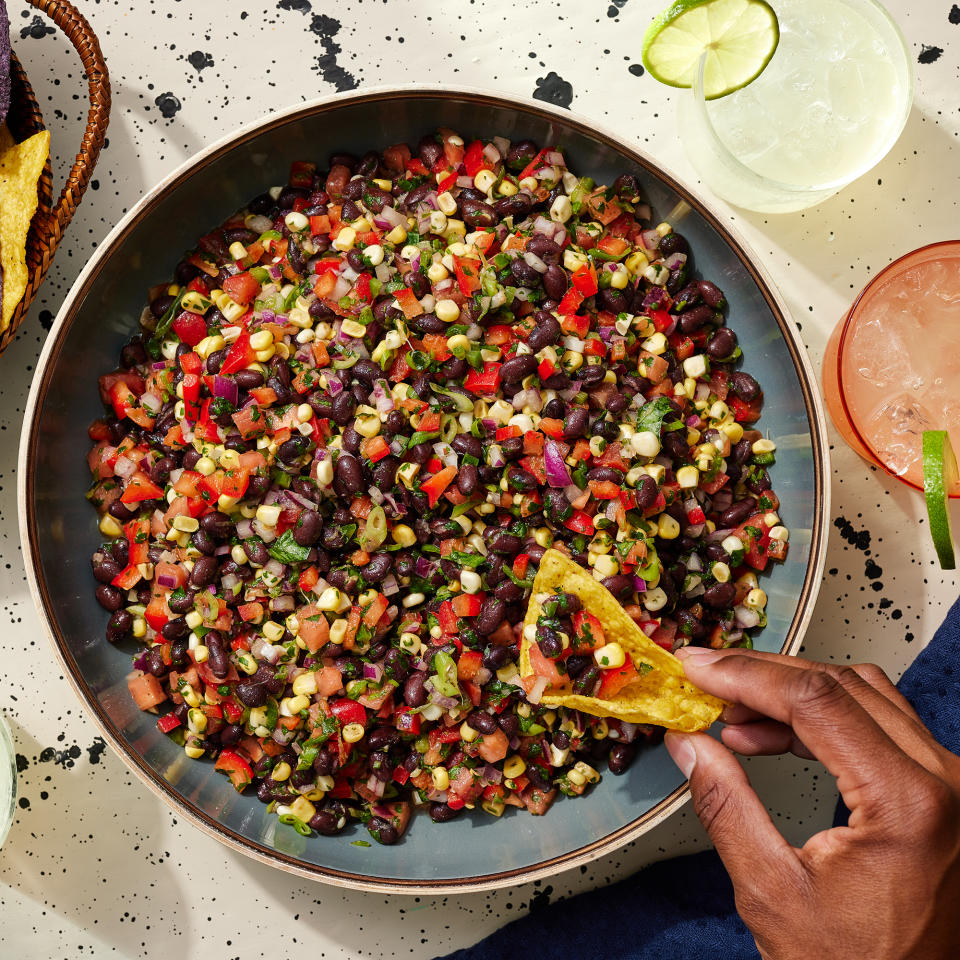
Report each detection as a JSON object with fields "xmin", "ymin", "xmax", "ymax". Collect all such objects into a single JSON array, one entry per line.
[
  {"xmin": 0, "ymin": 713, "xmax": 16, "ymax": 848},
  {"xmin": 679, "ymin": 0, "xmax": 913, "ymax": 213},
  {"xmin": 823, "ymin": 240, "xmax": 960, "ymax": 497}
]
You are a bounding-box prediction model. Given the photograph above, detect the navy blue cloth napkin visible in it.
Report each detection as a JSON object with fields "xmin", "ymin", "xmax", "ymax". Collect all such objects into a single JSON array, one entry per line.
[{"xmin": 438, "ymin": 594, "xmax": 960, "ymax": 960}]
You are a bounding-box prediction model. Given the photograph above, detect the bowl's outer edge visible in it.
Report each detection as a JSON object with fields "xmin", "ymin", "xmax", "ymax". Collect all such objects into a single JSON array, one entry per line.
[{"xmin": 18, "ymin": 83, "xmax": 830, "ymax": 894}]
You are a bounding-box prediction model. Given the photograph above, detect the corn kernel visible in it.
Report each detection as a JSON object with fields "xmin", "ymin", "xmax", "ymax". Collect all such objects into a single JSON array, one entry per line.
[
  {"xmin": 550, "ymin": 195, "xmax": 573, "ymax": 223},
  {"xmin": 722, "ymin": 535, "xmax": 744, "ymax": 556},
  {"xmin": 236, "ymin": 652, "xmax": 257, "ymax": 675},
  {"xmin": 272, "ymin": 761, "xmax": 292, "ymax": 782},
  {"xmin": 288, "ymin": 796, "xmax": 317, "ymax": 824},
  {"xmin": 396, "ymin": 462, "xmax": 420, "ymax": 490},
  {"xmin": 712, "ymin": 561, "xmax": 731, "ymax": 583},
  {"xmin": 98, "ymin": 514, "xmax": 123, "ymax": 537},
  {"xmin": 641, "ymin": 331, "xmax": 668, "ymax": 355},
  {"xmin": 435, "ymin": 298, "xmax": 461, "ymax": 323},
  {"xmin": 563, "ymin": 248, "xmax": 589, "ymax": 272},
  {"xmin": 446, "ymin": 333, "xmax": 470, "ymax": 355},
  {"xmin": 171, "ymin": 515, "xmax": 199, "ymax": 533},
  {"xmin": 256, "ymin": 504, "xmax": 282, "ymax": 527},
  {"xmin": 432, "ymin": 767, "xmax": 450, "ymax": 791},
  {"xmin": 460, "ymin": 570, "xmax": 482, "ymax": 594},
  {"xmin": 398, "ymin": 632, "xmax": 422, "ymax": 654},
  {"xmin": 460, "ymin": 722, "xmax": 479, "ymax": 743},
  {"xmin": 738, "ymin": 571, "xmax": 760, "ymax": 591},
  {"xmin": 187, "ymin": 708, "xmax": 208, "ymax": 734},
  {"xmin": 593, "ymin": 642, "xmax": 626, "ymax": 669},
  {"xmin": 474, "ymin": 168, "xmax": 498, "ymax": 193},
  {"xmin": 195, "ymin": 456, "xmax": 216, "ymax": 476},
  {"xmin": 185, "ymin": 610, "xmax": 204, "ymax": 629},
  {"xmin": 609, "ymin": 265, "xmax": 630, "ymax": 290},
  {"xmin": 745, "ymin": 588, "xmax": 768, "ymax": 610},
  {"xmin": 631, "ymin": 430, "xmax": 661, "ymax": 459},
  {"xmin": 568, "ymin": 768, "xmax": 586, "ymax": 787},
  {"xmin": 769, "ymin": 525, "xmax": 789, "ymax": 542},
  {"xmin": 575, "ymin": 760, "xmax": 601, "ymax": 783},
  {"xmin": 392, "ymin": 523, "xmax": 417, "ymax": 547},
  {"xmin": 593, "ymin": 553, "xmax": 619, "ymax": 578},
  {"xmin": 316, "ymin": 587, "xmax": 342, "ymax": 611},
  {"xmin": 184, "ymin": 743, "xmax": 206, "ymax": 759},
  {"xmin": 625, "ymin": 250, "xmax": 650, "ymax": 274},
  {"xmin": 655, "ymin": 221, "xmax": 673, "ymax": 238},
  {"xmin": 354, "ymin": 411, "xmax": 381, "ymax": 438},
  {"xmin": 385, "ymin": 224, "xmax": 407, "ymax": 245},
  {"xmin": 676, "ymin": 465, "xmax": 700, "ymax": 489},
  {"xmin": 753, "ymin": 438, "xmax": 777, "ymax": 455},
  {"xmin": 642, "ymin": 587, "xmax": 668, "ymax": 612},
  {"xmin": 332, "ymin": 227, "xmax": 356, "ymax": 251},
  {"xmin": 503, "ymin": 755, "xmax": 526, "ymax": 779},
  {"xmin": 262, "ymin": 620, "xmax": 285, "ymax": 643},
  {"xmin": 287, "ymin": 694, "xmax": 310, "ymax": 714},
  {"xmin": 132, "ymin": 617, "xmax": 146, "ymax": 639},
  {"xmin": 533, "ymin": 527, "xmax": 554, "ymax": 549},
  {"xmin": 683, "ymin": 354, "xmax": 708, "ymax": 379},
  {"xmin": 329, "ymin": 619, "xmax": 348, "ymax": 645},
  {"xmin": 402, "ymin": 592, "xmax": 426, "ymax": 608},
  {"xmin": 230, "ymin": 545, "xmax": 248, "ymax": 565},
  {"xmin": 721, "ymin": 421, "xmax": 744, "ymax": 443},
  {"xmin": 437, "ymin": 191, "xmax": 458, "ymax": 215}
]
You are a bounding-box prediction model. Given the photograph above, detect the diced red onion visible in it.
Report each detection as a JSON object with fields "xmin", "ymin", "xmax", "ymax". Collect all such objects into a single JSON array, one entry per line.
[
  {"xmin": 725, "ymin": 629, "xmax": 744, "ymax": 644},
  {"xmin": 544, "ymin": 150, "xmax": 564, "ymax": 167},
  {"xmin": 493, "ymin": 136, "xmax": 510, "ymax": 158},
  {"xmin": 605, "ymin": 500, "xmax": 619, "ymax": 521},
  {"xmin": 114, "ymin": 456, "xmax": 136, "ymax": 479},
  {"xmin": 563, "ymin": 335, "xmax": 585, "ymax": 352},
  {"xmin": 526, "ymin": 676, "xmax": 549, "ymax": 705},
  {"xmin": 511, "ymin": 388, "xmax": 542, "ymax": 413},
  {"xmin": 285, "ymin": 489, "xmax": 319, "ymax": 510},
  {"xmin": 331, "ymin": 275, "xmax": 351, "ymax": 301},
  {"xmin": 382, "ymin": 574, "xmax": 400, "ymax": 597},
  {"xmin": 735, "ymin": 605, "xmax": 760, "ymax": 629},
  {"xmin": 683, "ymin": 576, "xmax": 703, "ymax": 596},
  {"xmin": 213, "ymin": 376, "xmax": 239, "ymax": 407},
  {"xmin": 475, "ymin": 667, "xmax": 492, "ymax": 685},
  {"xmin": 214, "ymin": 544, "xmax": 232, "ymax": 556},
  {"xmin": 272, "ymin": 726, "xmax": 296, "ymax": 746},
  {"xmin": 559, "ymin": 384, "xmax": 580, "ymax": 401},
  {"xmin": 708, "ymin": 526, "xmax": 734, "ymax": 543},
  {"xmin": 368, "ymin": 485, "xmax": 384, "ymax": 505},
  {"xmin": 456, "ymin": 176, "xmax": 473, "ymax": 189},
  {"xmin": 695, "ymin": 383, "xmax": 711, "ymax": 401},
  {"xmin": 564, "ymin": 483, "xmax": 582, "ymax": 502},
  {"xmin": 326, "ymin": 376, "xmax": 343, "ymax": 396},
  {"xmin": 235, "ymin": 518, "xmax": 253, "ymax": 540},
  {"xmin": 271, "ymin": 595, "xmax": 295, "ymax": 613},
  {"xmin": 533, "ymin": 215, "xmax": 555, "ymax": 235},
  {"xmin": 482, "ymin": 143, "xmax": 501, "ymax": 165},
  {"xmin": 641, "ymin": 229, "xmax": 661, "ymax": 250},
  {"xmin": 415, "ymin": 556, "xmax": 437, "ymax": 578},
  {"xmin": 372, "ymin": 379, "xmax": 395, "ymax": 414},
  {"xmin": 663, "ymin": 252, "xmax": 687, "ymax": 270},
  {"xmin": 264, "ymin": 559, "xmax": 285, "ymax": 580},
  {"xmin": 685, "ymin": 523, "xmax": 706, "ymax": 539},
  {"xmin": 140, "ymin": 391, "xmax": 162, "ymax": 414},
  {"xmin": 363, "ymin": 662, "xmax": 384, "ymax": 683},
  {"xmin": 434, "ymin": 277, "xmax": 455, "ymax": 295},
  {"xmin": 156, "ymin": 574, "xmax": 177, "ymax": 589},
  {"xmin": 378, "ymin": 204, "xmax": 406, "ymax": 229},
  {"xmin": 428, "ymin": 687, "xmax": 460, "ymax": 711},
  {"xmin": 341, "ymin": 265, "xmax": 359, "ymax": 283},
  {"xmin": 487, "ymin": 446, "xmax": 506, "ymax": 468},
  {"xmin": 534, "ymin": 166, "xmax": 555, "ymax": 180},
  {"xmin": 685, "ymin": 551, "xmax": 703, "ymax": 572},
  {"xmin": 633, "ymin": 575, "xmax": 649, "ymax": 593},
  {"xmin": 482, "ymin": 764, "xmax": 503, "ymax": 784},
  {"xmin": 481, "ymin": 418, "xmax": 498, "ymax": 432}
]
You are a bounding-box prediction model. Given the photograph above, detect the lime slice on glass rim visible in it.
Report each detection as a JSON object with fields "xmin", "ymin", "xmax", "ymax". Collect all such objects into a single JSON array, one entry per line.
[
  {"xmin": 642, "ymin": 0, "xmax": 780, "ymax": 100},
  {"xmin": 922, "ymin": 430, "xmax": 957, "ymax": 570}
]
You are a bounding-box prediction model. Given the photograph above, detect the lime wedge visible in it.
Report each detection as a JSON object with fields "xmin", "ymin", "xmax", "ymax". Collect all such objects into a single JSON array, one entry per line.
[
  {"xmin": 923, "ymin": 430, "xmax": 957, "ymax": 570},
  {"xmin": 642, "ymin": 0, "xmax": 780, "ymax": 100}
]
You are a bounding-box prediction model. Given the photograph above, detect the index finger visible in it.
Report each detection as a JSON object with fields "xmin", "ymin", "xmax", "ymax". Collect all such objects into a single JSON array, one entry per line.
[{"xmin": 676, "ymin": 647, "xmax": 928, "ymax": 819}]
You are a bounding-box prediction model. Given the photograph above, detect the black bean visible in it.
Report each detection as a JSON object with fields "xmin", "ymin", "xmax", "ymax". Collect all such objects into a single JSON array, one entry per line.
[
  {"xmin": 167, "ymin": 588, "xmax": 196, "ymax": 615},
  {"xmin": 235, "ymin": 680, "xmax": 268, "ymax": 709},
  {"xmin": 487, "ymin": 529, "xmax": 523, "ymax": 555},
  {"xmin": 526, "ymin": 234, "xmax": 561, "ymax": 264},
  {"xmin": 500, "ymin": 436, "xmax": 524, "ymax": 460},
  {"xmin": 526, "ymin": 764, "xmax": 552, "ymax": 791},
  {"xmin": 500, "ymin": 354, "xmax": 537, "ymax": 383},
  {"xmin": 563, "ymin": 407, "xmax": 589, "ymax": 439},
  {"xmin": 95, "ymin": 584, "xmax": 124, "ymax": 612},
  {"xmin": 417, "ymin": 135, "xmax": 443, "ymax": 167},
  {"xmin": 476, "ymin": 596, "xmax": 506, "ymax": 636},
  {"xmin": 429, "ymin": 802, "xmax": 462, "ymax": 823},
  {"xmin": 573, "ymin": 664, "xmax": 601, "ymax": 696},
  {"xmin": 510, "ymin": 258, "xmax": 541, "ymax": 287},
  {"xmin": 189, "ymin": 556, "xmax": 219, "ymax": 588},
  {"xmin": 729, "ymin": 371, "xmax": 760, "ymax": 402},
  {"xmin": 461, "ymin": 198, "xmax": 497, "ymax": 228},
  {"xmin": 702, "ymin": 582, "xmax": 736, "ymax": 609},
  {"xmin": 368, "ymin": 817, "xmax": 399, "ymax": 845},
  {"xmin": 598, "ymin": 287, "xmax": 629, "ymax": 314},
  {"xmin": 730, "ymin": 440, "xmax": 753, "ymax": 466},
  {"xmin": 403, "ymin": 672, "xmax": 427, "ymax": 708},
  {"xmin": 746, "ymin": 468, "xmax": 771, "ymax": 494},
  {"xmin": 107, "ymin": 501, "xmax": 135, "ymax": 523},
  {"xmin": 327, "ymin": 392, "xmax": 354, "ymax": 426},
  {"xmin": 231, "ymin": 369, "xmax": 263, "ymax": 392},
  {"xmin": 507, "ymin": 139, "xmax": 538, "ymax": 171},
  {"xmin": 718, "ymin": 500, "xmax": 752, "ymax": 530},
  {"xmin": 607, "ymin": 742, "xmax": 636, "ymax": 775},
  {"xmin": 191, "ymin": 529, "xmax": 216, "ymax": 556},
  {"xmin": 507, "ymin": 466, "xmax": 537, "ymax": 492},
  {"xmin": 161, "ymin": 617, "xmax": 190, "ymax": 642},
  {"xmin": 91, "ymin": 555, "xmax": 121, "ymax": 584},
  {"xmin": 586, "ymin": 466, "xmax": 623, "ymax": 484},
  {"xmin": 457, "ymin": 463, "xmax": 478, "ymax": 496},
  {"xmin": 601, "ymin": 575, "xmax": 635, "ymax": 600},
  {"xmin": 335, "ymin": 453, "xmax": 363, "ymax": 493},
  {"xmin": 464, "ymin": 710, "xmax": 497, "ymax": 736},
  {"xmin": 707, "ymin": 327, "xmax": 738, "ymax": 360},
  {"xmin": 351, "ymin": 359, "xmax": 379, "ymax": 384},
  {"xmin": 292, "ymin": 509, "xmax": 322, "ymax": 547},
  {"xmin": 313, "ymin": 749, "xmax": 337, "ymax": 777},
  {"xmin": 698, "ymin": 280, "xmax": 726, "ymax": 309},
  {"xmin": 494, "ymin": 580, "xmax": 524, "ymax": 602},
  {"xmin": 311, "ymin": 806, "xmax": 349, "ymax": 836},
  {"xmin": 450, "ymin": 434, "xmax": 481, "ymax": 459},
  {"xmin": 363, "ymin": 553, "xmax": 393, "ymax": 584},
  {"xmin": 106, "ymin": 609, "xmax": 133, "ymax": 643},
  {"xmin": 536, "ymin": 624, "xmax": 563, "ymax": 658},
  {"xmin": 243, "ymin": 539, "xmax": 270, "ymax": 566},
  {"xmin": 678, "ymin": 305, "xmax": 715, "ymax": 334},
  {"xmin": 497, "ymin": 712, "xmax": 520, "ymax": 737},
  {"xmin": 658, "ymin": 233, "xmax": 689, "ymax": 256}
]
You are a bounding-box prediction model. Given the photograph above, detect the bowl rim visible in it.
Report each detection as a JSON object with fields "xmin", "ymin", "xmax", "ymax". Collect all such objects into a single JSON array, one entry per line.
[{"xmin": 18, "ymin": 83, "xmax": 831, "ymax": 894}]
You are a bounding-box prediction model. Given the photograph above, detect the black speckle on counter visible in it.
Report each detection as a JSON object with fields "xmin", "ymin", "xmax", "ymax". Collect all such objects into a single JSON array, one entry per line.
[
  {"xmin": 38, "ymin": 309, "xmax": 54, "ymax": 331},
  {"xmin": 308, "ymin": 14, "xmax": 359, "ymax": 92},
  {"xmin": 87, "ymin": 737, "xmax": 107, "ymax": 764},
  {"xmin": 533, "ymin": 71, "xmax": 573, "ymax": 109},
  {"xmin": 865, "ymin": 559, "xmax": 883, "ymax": 580},
  {"xmin": 38, "ymin": 744, "xmax": 82, "ymax": 768},
  {"xmin": 186, "ymin": 50, "xmax": 215, "ymax": 72},
  {"xmin": 20, "ymin": 14, "xmax": 54, "ymax": 40},
  {"xmin": 15, "ymin": 753, "xmax": 28, "ymax": 773},
  {"xmin": 278, "ymin": 0, "xmax": 312, "ymax": 11},
  {"xmin": 834, "ymin": 516, "xmax": 871, "ymax": 552},
  {"xmin": 951, "ymin": 5, "xmax": 960, "ymax": 25},
  {"xmin": 918, "ymin": 44, "xmax": 944, "ymax": 63},
  {"xmin": 18, "ymin": 796, "xmax": 29, "ymax": 809},
  {"xmin": 628, "ymin": 63, "xmax": 645, "ymax": 77},
  {"xmin": 154, "ymin": 92, "xmax": 182, "ymax": 119}
]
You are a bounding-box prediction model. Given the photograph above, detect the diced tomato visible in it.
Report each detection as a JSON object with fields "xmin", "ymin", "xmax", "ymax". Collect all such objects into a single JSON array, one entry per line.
[
  {"xmin": 383, "ymin": 143, "xmax": 412, "ymax": 172},
  {"xmin": 451, "ymin": 593, "xmax": 483, "ymax": 618},
  {"xmin": 124, "ymin": 516, "xmax": 151, "ymax": 564},
  {"xmin": 393, "ymin": 286, "xmax": 423, "ymax": 319},
  {"xmin": 686, "ymin": 505, "xmax": 707, "ymax": 525},
  {"xmin": 452, "ymin": 254, "xmax": 481, "ymax": 296},
  {"xmin": 648, "ymin": 308, "xmax": 674, "ymax": 333},
  {"xmin": 428, "ymin": 727, "xmax": 462, "ymax": 749},
  {"xmin": 297, "ymin": 603, "xmax": 331, "ymax": 653},
  {"xmin": 571, "ymin": 264, "xmax": 598, "ymax": 296},
  {"xmin": 730, "ymin": 394, "xmax": 763, "ymax": 423},
  {"xmin": 588, "ymin": 479, "xmax": 620, "ymax": 500},
  {"xmin": 538, "ymin": 417, "xmax": 565, "ymax": 440},
  {"xmin": 438, "ymin": 127, "xmax": 466, "ymax": 166},
  {"xmin": 463, "ymin": 362, "xmax": 501, "ymax": 395},
  {"xmin": 214, "ymin": 749, "xmax": 254, "ymax": 791},
  {"xmin": 457, "ymin": 649, "xmax": 483, "ymax": 682},
  {"xmin": 179, "ymin": 351, "xmax": 202, "ymax": 375},
  {"xmin": 512, "ymin": 554, "xmax": 530, "ymax": 580},
  {"xmin": 484, "ymin": 324, "xmax": 515, "ymax": 347},
  {"xmin": 582, "ymin": 336, "xmax": 606, "ymax": 357},
  {"xmin": 120, "ymin": 473, "xmax": 163, "ymax": 504},
  {"xmin": 297, "ymin": 566, "xmax": 319, "ymax": 596},
  {"xmin": 144, "ymin": 595, "xmax": 170, "ymax": 631},
  {"xmin": 394, "ymin": 707, "xmax": 421, "ymax": 735},
  {"xmin": 735, "ymin": 513, "xmax": 772, "ymax": 571},
  {"xmin": 172, "ymin": 311, "xmax": 208, "ymax": 347},
  {"xmin": 572, "ymin": 610, "xmax": 606, "ymax": 651},
  {"xmin": 422, "ymin": 332, "xmax": 452, "ymax": 362},
  {"xmin": 127, "ymin": 673, "xmax": 167, "ymax": 711},
  {"xmin": 420, "ymin": 466, "xmax": 457, "ymax": 508},
  {"xmin": 463, "ymin": 139, "xmax": 492, "ymax": 178},
  {"xmin": 437, "ymin": 600, "xmax": 459, "ymax": 635},
  {"xmin": 527, "ymin": 643, "xmax": 563, "ymax": 688},
  {"xmin": 310, "ymin": 214, "xmax": 332, "ymax": 236},
  {"xmin": 362, "ymin": 593, "xmax": 389, "ymax": 628},
  {"xmin": 316, "ymin": 665, "xmax": 343, "ymax": 697},
  {"xmin": 523, "ymin": 431, "xmax": 545, "ymax": 455},
  {"xmin": 598, "ymin": 660, "xmax": 640, "ymax": 699},
  {"xmin": 360, "ymin": 435, "xmax": 391, "ymax": 463},
  {"xmin": 597, "ymin": 234, "xmax": 629, "ymax": 258},
  {"xmin": 237, "ymin": 602, "xmax": 265, "ymax": 624},
  {"xmin": 222, "ymin": 272, "xmax": 261, "ymax": 306},
  {"xmin": 699, "ymin": 473, "xmax": 729, "ymax": 495},
  {"xmin": 330, "ymin": 698, "xmax": 367, "ymax": 728}
]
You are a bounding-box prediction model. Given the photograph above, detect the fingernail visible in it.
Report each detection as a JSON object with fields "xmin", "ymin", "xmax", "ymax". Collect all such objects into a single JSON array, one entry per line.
[
  {"xmin": 675, "ymin": 646, "xmax": 723, "ymax": 665},
  {"xmin": 665, "ymin": 732, "xmax": 697, "ymax": 779}
]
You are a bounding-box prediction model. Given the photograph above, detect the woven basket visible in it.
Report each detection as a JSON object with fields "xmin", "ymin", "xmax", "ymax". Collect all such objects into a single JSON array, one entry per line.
[{"xmin": 1, "ymin": 0, "xmax": 110, "ymax": 355}]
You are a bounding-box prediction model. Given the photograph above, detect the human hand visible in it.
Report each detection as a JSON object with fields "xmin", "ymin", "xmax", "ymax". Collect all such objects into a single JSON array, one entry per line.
[{"xmin": 665, "ymin": 648, "xmax": 960, "ymax": 960}]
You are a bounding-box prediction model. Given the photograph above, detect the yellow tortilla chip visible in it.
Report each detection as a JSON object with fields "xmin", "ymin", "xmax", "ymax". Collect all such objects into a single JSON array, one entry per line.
[
  {"xmin": 0, "ymin": 129, "xmax": 49, "ymax": 331},
  {"xmin": 519, "ymin": 549, "xmax": 725, "ymax": 732}
]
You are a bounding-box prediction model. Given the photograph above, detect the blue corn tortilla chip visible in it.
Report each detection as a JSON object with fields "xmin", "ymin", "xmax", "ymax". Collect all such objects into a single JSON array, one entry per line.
[{"xmin": 0, "ymin": 1, "xmax": 9, "ymax": 122}]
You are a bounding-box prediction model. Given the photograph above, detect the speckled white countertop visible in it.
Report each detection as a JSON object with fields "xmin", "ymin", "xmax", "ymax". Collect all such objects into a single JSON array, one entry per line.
[{"xmin": 1, "ymin": 0, "xmax": 958, "ymax": 956}]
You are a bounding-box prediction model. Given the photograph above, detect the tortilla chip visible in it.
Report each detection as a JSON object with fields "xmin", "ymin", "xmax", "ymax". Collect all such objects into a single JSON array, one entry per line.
[
  {"xmin": 519, "ymin": 549, "xmax": 725, "ymax": 732},
  {"xmin": 0, "ymin": 129, "xmax": 49, "ymax": 331},
  {"xmin": 0, "ymin": 1, "xmax": 9, "ymax": 123}
]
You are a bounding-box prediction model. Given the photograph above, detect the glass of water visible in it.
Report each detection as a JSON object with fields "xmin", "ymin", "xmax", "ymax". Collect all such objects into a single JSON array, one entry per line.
[
  {"xmin": 678, "ymin": 0, "xmax": 913, "ymax": 213},
  {"xmin": 0, "ymin": 713, "xmax": 17, "ymax": 848}
]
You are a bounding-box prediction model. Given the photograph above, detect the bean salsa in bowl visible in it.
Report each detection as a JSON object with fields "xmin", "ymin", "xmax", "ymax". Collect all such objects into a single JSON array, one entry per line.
[
  {"xmin": 22, "ymin": 88, "xmax": 827, "ymax": 890},
  {"xmin": 85, "ymin": 127, "xmax": 789, "ymax": 847}
]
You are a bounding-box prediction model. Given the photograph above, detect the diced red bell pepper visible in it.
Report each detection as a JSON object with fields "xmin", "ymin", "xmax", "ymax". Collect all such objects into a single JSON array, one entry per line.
[
  {"xmin": 428, "ymin": 727, "xmax": 462, "ymax": 748},
  {"xmin": 457, "ymin": 648, "xmax": 483, "ymax": 681},
  {"xmin": 219, "ymin": 331, "xmax": 257, "ymax": 376},
  {"xmin": 686, "ymin": 505, "xmax": 707, "ymax": 525},
  {"xmin": 556, "ymin": 286, "xmax": 584, "ymax": 317},
  {"xmin": 588, "ymin": 479, "xmax": 620, "ymax": 500},
  {"xmin": 451, "ymin": 593, "xmax": 483, "ymax": 618},
  {"xmin": 559, "ymin": 312, "xmax": 591, "ymax": 337},
  {"xmin": 729, "ymin": 394, "xmax": 763, "ymax": 423},
  {"xmin": 564, "ymin": 509, "xmax": 595, "ymax": 535},
  {"xmin": 222, "ymin": 272, "xmax": 261, "ymax": 306},
  {"xmin": 648, "ymin": 309, "xmax": 674, "ymax": 333},
  {"xmin": 219, "ymin": 467, "xmax": 250, "ymax": 499},
  {"xmin": 144, "ymin": 596, "xmax": 170, "ymax": 631},
  {"xmin": 179, "ymin": 351, "xmax": 202, "ymax": 375},
  {"xmin": 354, "ymin": 272, "xmax": 372, "ymax": 304},
  {"xmin": 512, "ymin": 554, "xmax": 530, "ymax": 579},
  {"xmin": 496, "ymin": 425, "xmax": 522, "ymax": 441},
  {"xmin": 463, "ymin": 140, "xmax": 492, "ymax": 178},
  {"xmin": 571, "ymin": 264, "xmax": 598, "ymax": 297},
  {"xmin": 330, "ymin": 698, "xmax": 367, "ymax": 728},
  {"xmin": 392, "ymin": 765, "xmax": 411, "ymax": 785},
  {"xmin": 221, "ymin": 700, "xmax": 245, "ymax": 724},
  {"xmin": 463, "ymin": 362, "xmax": 501, "ymax": 395},
  {"xmin": 518, "ymin": 148, "xmax": 550, "ymax": 181},
  {"xmin": 422, "ymin": 333, "xmax": 452, "ymax": 362},
  {"xmin": 437, "ymin": 171, "xmax": 457, "ymax": 193},
  {"xmin": 573, "ymin": 610, "xmax": 606, "ymax": 651},
  {"xmin": 214, "ymin": 749, "xmax": 254, "ymax": 791},
  {"xmin": 157, "ymin": 713, "xmax": 182, "ymax": 734},
  {"xmin": 124, "ymin": 516, "xmax": 151, "ymax": 564},
  {"xmin": 598, "ymin": 660, "xmax": 641, "ymax": 699},
  {"xmin": 394, "ymin": 286, "xmax": 424, "ymax": 319},
  {"xmin": 172, "ymin": 311, "xmax": 208, "ymax": 347},
  {"xmin": 582, "ymin": 337, "xmax": 606, "ymax": 357},
  {"xmin": 361, "ymin": 435, "xmax": 391, "ymax": 463},
  {"xmin": 420, "ymin": 466, "xmax": 458, "ymax": 508},
  {"xmin": 111, "ymin": 564, "xmax": 143, "ymax": 590}
]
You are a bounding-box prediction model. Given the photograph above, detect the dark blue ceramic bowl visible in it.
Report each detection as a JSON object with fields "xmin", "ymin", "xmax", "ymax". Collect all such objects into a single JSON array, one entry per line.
[{"xmin": 20, "ymin": 88, "xmax": 829, "ymax": 892}]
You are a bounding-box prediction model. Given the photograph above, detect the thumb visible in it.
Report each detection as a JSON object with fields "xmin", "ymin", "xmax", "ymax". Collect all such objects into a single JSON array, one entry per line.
[{"xmin": 666, "ymin": 731, "xmax": 799, "ymax": 888}]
